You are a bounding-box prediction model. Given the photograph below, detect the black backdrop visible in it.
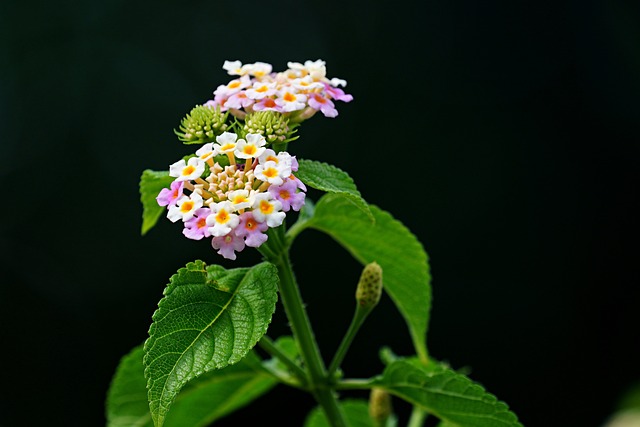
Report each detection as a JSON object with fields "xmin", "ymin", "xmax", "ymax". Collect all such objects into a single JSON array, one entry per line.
[{"xmin": 1, "ymin": 1, "xmax": 639, "ymax": 426}]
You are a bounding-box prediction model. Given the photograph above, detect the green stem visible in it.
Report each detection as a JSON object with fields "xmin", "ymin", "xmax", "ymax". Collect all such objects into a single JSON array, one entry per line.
[
  {"xmin": 258, "ymin": 335, "xmax": 308, "ymax": 387},
  {"xmin": 261, "ymin": 227, "xmax": 347, "ymax": 427},
  {"xmin": 407, "ymin": 407, "xmax": 427, "ymax": 427},
  {"xmin": 327, "ymin": 305, "xmax": 371, "ymax": 378}
]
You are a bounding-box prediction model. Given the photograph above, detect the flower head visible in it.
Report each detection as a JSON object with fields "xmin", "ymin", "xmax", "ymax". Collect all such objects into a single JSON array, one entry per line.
[{"xmin": 206, "ymin": 59, "xmax": 352, "ymax": 122}]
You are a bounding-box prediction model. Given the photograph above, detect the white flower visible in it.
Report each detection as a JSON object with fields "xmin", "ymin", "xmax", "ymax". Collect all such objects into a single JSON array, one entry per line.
[
  {"xmin": 254, "ymin": 160, "xmax": 290, "ymax": 186},
  {"xmin": 292, "ymin": 76, "xmax": 324, "ymax": 91},
  {"xmin": 235, "ymin": 133, "xmax": 266, "ymax": 159},
  {"xmin": 242, "ymin": 61, "xmax": 273, "ymax": 79},
  {"xmin": 245, "ymin": 81, "xmax": 277, "ymax": 100},
  {"xmin": 167, "ymin": 193, "xmax": 203, "ymax": 222},
  {"xmin": 213, "ymin": 75, "xmax": 251, "ymax": 97},
  {"xmin": 195, "ymin": 142, "xmax": 218, "ymax": 162},
  {"xmin": 223, "ymin": 60, "xmax": 245, "ymax": 76},
  {"xmin": 252, "ymin": 193, "xmax": 286, "ymax": 227},
  {"xmin": 227, "ymin": 189, "xmax": 254, "ymax": 211},
  {"xmin": 275, "ymin": 89, "xmax": 307, "ymax": 112},
  {"xmin": 206, "ymin": 201, "xmax": 240, "ymax": 237},
  {"xmin": 169, "ymin": 157, "xmax": 205, "ymax": 182},
  {"xmin": 214, "ymin": 131, "xmax": 238, "ymax": 153}
]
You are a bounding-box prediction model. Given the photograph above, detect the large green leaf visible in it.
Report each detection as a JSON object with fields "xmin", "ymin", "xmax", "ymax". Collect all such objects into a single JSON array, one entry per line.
[
  {"xmin": 139, "ymin": 169, "xmax": 173, "ymax": 235},
  {"xmin": 374, "ymin": 360, "xmax": 523, "ymax": 427},
  {"xmin": 296, "ymin": 159, "xmax": 372, "ymax": 221},
  {"xmin": 143, "ymin": 261, "xmax": 279, "ymax": 427},
  {"xmin": 106, "ymin": 344, "xmax": 278, "ymax": 427},
  {"xmin": 301, "ymin": 193, "xmax": 431, "ymax": 363}
]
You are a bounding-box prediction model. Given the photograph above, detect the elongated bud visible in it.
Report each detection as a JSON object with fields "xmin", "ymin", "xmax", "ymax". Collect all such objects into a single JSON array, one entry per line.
[
  {"xmin": 356, "ymin": 262, "xmax": 383, "ymax": 309},
  {"xmin": 369, "ymin": 387, "xmax": 392, "ymax": 426}
]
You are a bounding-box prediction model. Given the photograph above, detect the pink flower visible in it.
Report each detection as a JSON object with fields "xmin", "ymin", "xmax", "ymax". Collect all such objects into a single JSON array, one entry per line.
[
  {"xmin": 156, "ymin": 181, "xmax": 184, "ymax": 207},
  {"xmin": 235, "ymin": 212, "xmax": 269, "ymax": 247},
  {"xmin": 308, "ymin": 93, "xmax": 338, "ymax": 118},
  {"xmin": 182, "ymin": 208, "xmax": 212, "ymax": 240},
  {"xmin": 252, "ymin": 97, "xmax": 283, "ymax": 112},
  {"xmin": 269, "ymin": 179, "xmax": 305, "ymax": 212},
  {"xmin": 211, "ymin": 233, "xmax": 246, "ymax": 260},
  {"xmin": 324, "ymin": 83, "xmax": 353, "ymax": 102},
  {"xmin": 225, "ymin": 91, "xmax": 255, "ymax": 110}
]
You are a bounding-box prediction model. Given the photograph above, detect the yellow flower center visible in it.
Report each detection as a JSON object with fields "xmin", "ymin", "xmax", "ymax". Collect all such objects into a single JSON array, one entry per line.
[
  {"xmin": 216, "ymin": 210, "xmax": 230, "ymax": 224},
  {"xmin": 182, "ymin": 165, "xmax": 195, "ymax": 176},
  {"xmin": 180, "ymin": 201, "xmax": 194, "ymax": 213},
  {"xmin": 263, "ymin": 168, "xmax": 278, "ymax": 179},
  {"xmin": 259, "ymin": 200, "xmax": 274, "ymax": 215}
]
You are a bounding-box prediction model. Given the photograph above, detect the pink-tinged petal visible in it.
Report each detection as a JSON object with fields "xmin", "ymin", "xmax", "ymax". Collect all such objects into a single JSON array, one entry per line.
[
  {"xmin": 252, "ymin": 97, "xmax": 284, "ymax": 112},
  {"xmin": 182, "ymin": 208, "xmax": 212, "ymax": 240},
  {"xmin": 211, "ymin": 233, "xmax": 245, "ymax": 260},
  {"xmin": 235, "ymin": 212, "xmax": 269, "ymax": 247},
  {"xmin": 269, "ymin": 179, "xmax": 306, "ymax": 212},
  {"xmin": 324, "ymin": 84, "xmax": 353, "ymax": 102},
  {"xmin": 225, "ymin": 92, "xmax": 255, "ymax": 109},
  {"xmin": 308, "ymin": 93, "xmax": 338, "ymax": 118},
  {"xmin": 156, "ymin": 181, "xmax": 184, "ymax": 207}
]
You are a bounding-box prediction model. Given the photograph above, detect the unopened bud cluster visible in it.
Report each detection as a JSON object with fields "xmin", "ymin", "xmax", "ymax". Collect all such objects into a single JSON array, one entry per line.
[
  {"xmin": 174, "ymin": 105, "xmax": 229, "ymax": 144},
  {"xmin": 243, "ymin": 110, "xmax": 296, "ymax": 144}
]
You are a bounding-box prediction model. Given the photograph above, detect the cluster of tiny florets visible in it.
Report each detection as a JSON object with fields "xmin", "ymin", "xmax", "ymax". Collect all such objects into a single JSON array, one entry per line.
[
  {"xmin": 157, "ymin": 131, "xmax": 306, "ymax": 260},
  {"xmin": 206, "ymin": 59, "xmax": 353, "ymax": 122}
]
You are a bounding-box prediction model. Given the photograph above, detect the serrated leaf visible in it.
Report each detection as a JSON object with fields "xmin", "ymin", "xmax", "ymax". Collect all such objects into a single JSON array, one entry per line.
[
  {"xmin": 296, "ymin": 159, "xmax": 372, "ymax": 221},
  {"xmin": 374, "ymin": 360, "xmax": 523, "ymax": 427},
  {"xmin": 143, "ymin": 260, "xmax": 279, "ymax": 427},
  {"xmin": 139, "ymin": 170, "xmax": 173, "ymax": 235},
  {"xmin": 304, "ymin": 400, "xmax": 375, "ymax": 427},
  {"xmin": 106, "ymin": 344, "xmax": 278, "ymax": 427},
  {"xmin": 303, "ymin": 193, "xmax": 431, "ymax": 363}
]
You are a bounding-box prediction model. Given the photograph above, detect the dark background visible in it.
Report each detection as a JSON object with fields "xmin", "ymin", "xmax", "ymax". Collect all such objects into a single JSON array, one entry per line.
[{"xmin": 1, "ymin": 0, "xmax": 638, "ymax": 426}]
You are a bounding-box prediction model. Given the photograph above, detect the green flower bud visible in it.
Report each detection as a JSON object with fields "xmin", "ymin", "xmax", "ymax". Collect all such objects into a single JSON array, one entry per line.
[
  {"xmin": 356, "ymin": 262, "xmax": 383, "ymax": 309},
  {"xmin": 369, "ymin": 387, "xmax": 393, "ymax": 426},
  {"xmin": 174, "ymin": 104, "xmax": 229, "ymax": 144},
  {"xmin": 243, "ymin": 110, "xmax": 297, "ymax": 144}
]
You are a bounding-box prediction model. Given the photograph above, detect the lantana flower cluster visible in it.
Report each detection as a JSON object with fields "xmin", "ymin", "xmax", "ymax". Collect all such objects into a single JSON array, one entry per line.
[
  {"xmin": 206, "ymin": 59, "xmax": 353, "ymax": 121},
  {"xmin": 156, "ymin": 131, "xmax": 306, "ymax": 260}
]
